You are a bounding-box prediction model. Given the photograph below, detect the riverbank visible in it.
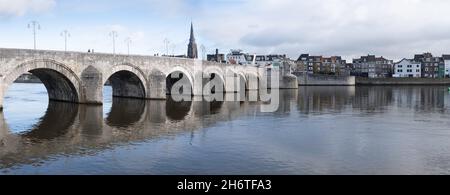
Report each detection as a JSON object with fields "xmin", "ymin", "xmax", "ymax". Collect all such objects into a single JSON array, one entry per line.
[{"xmin": 356, "ymin": 77, "xmax": 450, "ymax": 85}]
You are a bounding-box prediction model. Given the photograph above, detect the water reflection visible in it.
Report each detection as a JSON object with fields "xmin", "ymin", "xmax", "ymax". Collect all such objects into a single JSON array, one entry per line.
[
  {"xmin": 297, "ymin": 86, "xmax": 450, "ymax": 114},
  {"xmin": 298, "ymin": 86, "xmax": 355, "ymax": 114},
  {"xmin": 1, "ymin": 85, "xmax": 450, "ymax": 174},
  {"xmin": 166, "ymin": 97, "xmax": 192, "ymax": 121},
  {"xmin": 22, "ymin": 102, "xmax": 78, "ymax": 141},
  {"xmin": 0, "ymin": 95, "xmax": 244, "ymax": 169},
  {"xmin": 106, "ymin": 98, "xmax": 146, "ymax": 128},
  {"xmin": 79, "ymin": 105, "xmax": 103, "ymax": 137}
]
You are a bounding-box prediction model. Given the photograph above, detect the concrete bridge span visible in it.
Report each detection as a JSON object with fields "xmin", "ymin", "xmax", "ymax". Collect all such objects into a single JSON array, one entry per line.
[{"xmin": 0, "ymin": 48, "xmax": 298, "ymax": 109}]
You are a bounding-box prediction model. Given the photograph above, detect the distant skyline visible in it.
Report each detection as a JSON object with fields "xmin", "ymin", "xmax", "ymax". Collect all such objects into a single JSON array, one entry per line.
[{"xmin": 1, "ymin": 0, "xmax": 450, "ymax": 61}]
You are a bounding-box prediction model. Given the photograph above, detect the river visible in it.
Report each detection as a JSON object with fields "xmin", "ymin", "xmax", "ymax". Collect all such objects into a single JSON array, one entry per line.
[{"xmin": 1, "ymin": 83, "xmax": 450, "ymax": 174}]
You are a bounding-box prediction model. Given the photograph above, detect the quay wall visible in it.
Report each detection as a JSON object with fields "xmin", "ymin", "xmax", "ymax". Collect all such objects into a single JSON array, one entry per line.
[
  {"xmin": 294, "ymin": 72, "xmax": 356, "ymax": 86},
  {"xmin": 356, "ymin": 77, "xmax": 450, "ymax": 85}
]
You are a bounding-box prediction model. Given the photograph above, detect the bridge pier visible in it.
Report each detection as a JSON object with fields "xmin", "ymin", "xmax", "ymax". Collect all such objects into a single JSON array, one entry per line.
[
  {"xmin": 149, "ymin": 70, "xmax": 167, "ymax": 100},
  {"xmin": 247, "ymin": 74, "xmax": 260, "ymax": 90},
  {"xmin": 81, "ymin": 66, "xmax": 103, "ymax": 104}
]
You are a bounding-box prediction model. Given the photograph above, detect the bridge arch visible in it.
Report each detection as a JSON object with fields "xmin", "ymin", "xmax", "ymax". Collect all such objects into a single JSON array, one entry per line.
[
  {"xmin": 103, "ymin": 64, "xmax": 148, "ymax": 99},
  {"xmin": 202, "ymin": 66, "xmax": 226, "ymax": 95},
  {"xmin": 225, "ymin": 69, "xmax": 247, "ymax": 92},
  {"xmin": 166, "ymin": 66, "xmax": 194, "ymax": 96},
  {"xmin": 0, "ymin": 59, "xmax": 82, "ymax": 109}
]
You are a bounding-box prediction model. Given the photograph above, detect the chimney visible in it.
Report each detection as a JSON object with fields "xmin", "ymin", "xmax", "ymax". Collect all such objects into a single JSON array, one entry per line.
[{"xmin": 216, "ymin": 49, "xmax": 219, "ymax": 62}]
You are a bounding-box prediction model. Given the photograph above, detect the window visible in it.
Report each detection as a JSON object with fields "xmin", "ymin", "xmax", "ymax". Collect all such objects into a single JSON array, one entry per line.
[
  {"xmin": 416, "ymin": 69, "xmax": 420, "ymax": 72},
  {"xmin": 398, "ymin": 65, "xmax": 403, "ymax": 68}
]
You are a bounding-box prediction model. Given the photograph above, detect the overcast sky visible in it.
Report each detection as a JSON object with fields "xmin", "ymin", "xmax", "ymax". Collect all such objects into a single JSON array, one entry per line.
[{"xmin": 1, "ymin": 0, "xmax": 450, "ymax": 61}]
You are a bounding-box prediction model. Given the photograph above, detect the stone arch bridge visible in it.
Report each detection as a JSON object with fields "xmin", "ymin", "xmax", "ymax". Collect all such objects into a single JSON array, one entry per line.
[{"xmin": 0, "ymin": 48, "xmax": 297, "ymax": 109}]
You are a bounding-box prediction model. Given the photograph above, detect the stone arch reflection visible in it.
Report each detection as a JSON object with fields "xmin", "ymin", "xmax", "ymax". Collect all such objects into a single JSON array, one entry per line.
[
  {"xmin": 22, "ymin": 101, "xmax": 78, "ymax": 141},
  {"xmin": 166, "ymin": 97, "xmax": 192, "ymax": 121},
  {"xmin": 192, "ymin": 98, "xmax": 224, "ymax": 117},
  {"xmin": 105, "ymin": 98, "xmax": 146, "ymax": 128}
]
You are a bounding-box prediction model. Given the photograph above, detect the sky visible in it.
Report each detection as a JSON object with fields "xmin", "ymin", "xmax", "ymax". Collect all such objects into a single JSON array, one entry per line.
[{"xmin": 1, "ymin": 0, "xmax": 450, "ymax": 61}]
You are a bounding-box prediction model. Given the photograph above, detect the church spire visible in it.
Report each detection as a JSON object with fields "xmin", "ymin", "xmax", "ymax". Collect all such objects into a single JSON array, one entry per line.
[
  {"xmin": 190, "ymin": 22, "xmax": 195, "ymax": 42},
  {"xmin": 187, "ymin": 22, "xmax": 198, "ymax": 59}
]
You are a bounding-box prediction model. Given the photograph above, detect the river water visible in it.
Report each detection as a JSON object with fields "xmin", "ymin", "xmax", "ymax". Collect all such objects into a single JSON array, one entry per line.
[{"xmin": 1, "ymin": 83, "xmax": 450, "ymax": 175}]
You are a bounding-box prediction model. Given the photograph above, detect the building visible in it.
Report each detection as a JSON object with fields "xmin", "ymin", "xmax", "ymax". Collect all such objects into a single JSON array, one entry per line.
[
  {"xmin": 323, "ymin": 56, "xmax": 348, "ymax": 75},
  {"xmin": 187, "ymin": 23, "xmax": 198, "ymax": 59},
  {"xmin": 443, "ymin": 55, "xmax": 450, "ymax": 78},
  {"xmin": 344, "ymin": 63, "xmax": 354, "ymax": 76},
  {"xmin": 296, "ymin": 54, "xmax": 347, "ymax": 75},
  {"xmin": 226, "ymin": 50, "xmax": 252, "ymax": 65},
  {"xmin": 254, "ymin": 54, "xmax": 287, "ymax": 67},
  {"xmin": 414, "ymin": 53, "xmax": 445, "ymax": 78},
  {"xmin": 296, "ymin": 54, "xmax": 322, "ymax": 74},
  {"xmin": 352, "ymin": 55, "xmax": 393, "ymax": 78},
  {"xmin": 207, "ymin": 49, "xmax": 226, "ymax": 63},
  {"xmin": 393, "ymin": 59, "xmax": 421, "ymax": 78},
  {"xmin": 226, "ymin": 49, "xmax": 289, "ymax": 68}
]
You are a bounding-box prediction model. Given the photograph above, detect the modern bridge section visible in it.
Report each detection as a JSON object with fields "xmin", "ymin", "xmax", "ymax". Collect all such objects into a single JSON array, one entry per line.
[{"xmin": 0, "ymin": 48, "xmax": 298, "ymax": 109}]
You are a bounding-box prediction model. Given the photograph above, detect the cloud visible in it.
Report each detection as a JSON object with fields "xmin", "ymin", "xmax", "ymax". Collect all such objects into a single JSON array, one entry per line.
[
  {"xmin": 182, "ymin": 0, "xmax": 450, "ymax": 60},
  {"xmin": 240, "ymin": 30, "xmax": 301, "ymax": 47},
  {"xmin": 4, "ymin": 0, "xmax": 450, "ymax": 61},
  {"xmin": 0, "ymin": 0, "xmax": 56, "ymax": 17}
]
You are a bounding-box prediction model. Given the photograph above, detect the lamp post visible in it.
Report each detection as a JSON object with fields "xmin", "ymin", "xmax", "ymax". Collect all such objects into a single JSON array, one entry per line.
[
  {"xmin": 163, "ymin": 38, "xmax": 170, "ymax": 56},
  {"xmin": 28, "ymin": 21, "xmax": 41, "ymax": 50},
  {"xmin": 109, "ymin": 31, "xmax": 118, "ymax": 55},
  {"xmin": 125, "ymin": 37, "xmax": 132, "ymax": 56},
  {"xmin": 60, "ymin": 30, "xmax": 71, "ymax": 52},
  {"xmin": 170, "ymin": 43, "xmax": 176, "ymax": 56}
]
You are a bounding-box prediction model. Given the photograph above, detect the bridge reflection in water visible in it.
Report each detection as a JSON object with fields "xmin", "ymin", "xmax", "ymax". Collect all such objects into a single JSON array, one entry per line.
[
  {"xmin": 1, "ymin": 86, "xmax": 450, "ymax": 173},
  {"xmin": 0, "ymin": 92, "xmax": 264, "ymax": 169}
]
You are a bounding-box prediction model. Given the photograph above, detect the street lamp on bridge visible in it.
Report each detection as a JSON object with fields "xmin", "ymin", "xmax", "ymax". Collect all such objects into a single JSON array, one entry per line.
[
  {"xmin": 60, "ymin": 30, "xmax": 71, "ymax": 52},
  {"xmin": 125, "ymin": 37, "xmax": 132, "ymax": 56},
  {"xmin": 28, "ymin": 21, "xmax": 41, "ymax": 50},
  {"xmin": 163, "ymin": 38, "xmax": 170, "ymax": 56},
  {"xmin": 109, "ymin": 31, "xmax": 118, "ymax": 55}
]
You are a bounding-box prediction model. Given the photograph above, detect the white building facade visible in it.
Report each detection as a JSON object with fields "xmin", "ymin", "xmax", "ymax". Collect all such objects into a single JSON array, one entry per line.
[
  {"xmin": 226, "ymin": 50, "xmax": 252, "ymax": 65},
  {"xmin": 445, "ymin": 60, "xmax": 450, "ymax": 78},
  {"xmin": 443, "ymin": 55, "xmax": 450, "ymax": 78},
  {"xmin": 393, "ymin": 59, "xmax": 421, "ymax": 78}
]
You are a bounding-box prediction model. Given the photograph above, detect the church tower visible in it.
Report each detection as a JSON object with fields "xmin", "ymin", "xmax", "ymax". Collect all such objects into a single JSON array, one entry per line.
[{"xmin": 187, "ymin": 22, "xmax": 198, "ymax": 59}]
